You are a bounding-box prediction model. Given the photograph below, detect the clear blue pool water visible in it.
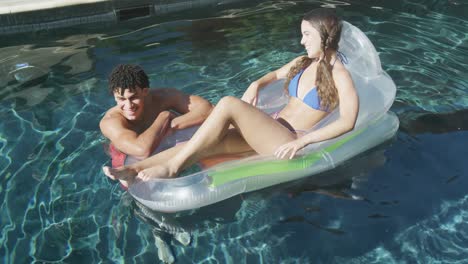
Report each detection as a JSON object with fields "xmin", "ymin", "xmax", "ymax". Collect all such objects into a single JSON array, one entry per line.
[{"xmin": 1, "ymin": 0, "xmax": 467, "ymax": 263}]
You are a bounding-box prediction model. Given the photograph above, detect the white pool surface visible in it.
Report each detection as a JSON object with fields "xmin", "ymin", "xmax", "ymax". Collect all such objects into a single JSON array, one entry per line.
[{"xmin": 0, "ymin": 0, "xmax": 109, "ymax": 15}]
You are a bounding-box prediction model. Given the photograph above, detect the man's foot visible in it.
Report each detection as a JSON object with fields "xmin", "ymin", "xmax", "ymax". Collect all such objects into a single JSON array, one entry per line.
[
  {"xmin": 174, "ymin": 231, "xmax": 191, "ymax": 246},
  {"xmin": 103, "ymin": 166, "xmax": 138, "ymax": 183},
  {"xmin": 102, "ymin": 166, "xmax": 117, "ymax": 180}
]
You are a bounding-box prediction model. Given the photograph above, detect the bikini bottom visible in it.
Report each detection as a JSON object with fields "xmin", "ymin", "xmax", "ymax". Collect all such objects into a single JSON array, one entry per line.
[{"xmin": 270, "ymin": 111, "xmax": 307, "ymax": 137}]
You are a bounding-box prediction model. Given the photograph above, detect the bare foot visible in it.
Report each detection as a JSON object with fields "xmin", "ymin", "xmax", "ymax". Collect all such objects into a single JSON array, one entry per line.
[
  {"xmin": 137, "ymin": 164, "xmax": 177, "ymax": 181},
  {"xmin": 102, "ymin": 166, "xmax": 117, "ymax": 180},
  {"xmin": 103, "ymin": 166, "xmax": 138, "ymax": 183},
  {"xmin": 102, "ymin": 166, "xmax": 130, "ymax": 188}
]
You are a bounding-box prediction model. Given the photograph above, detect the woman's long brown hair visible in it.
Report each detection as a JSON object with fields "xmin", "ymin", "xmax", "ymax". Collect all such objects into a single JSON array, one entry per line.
[{"xmin": 285, "ymin": 8, "xmax": 342, "ymax": 111}]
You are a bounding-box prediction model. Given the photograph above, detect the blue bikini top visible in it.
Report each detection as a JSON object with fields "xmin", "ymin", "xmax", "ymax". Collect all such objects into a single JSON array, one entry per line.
[
  {"xmin": 287, "ymin": 52, "xmax": 347, "ymax": 112},
  {"xmin": 288, "ymin": 70, "xmax": 323, "ymax": 111}
]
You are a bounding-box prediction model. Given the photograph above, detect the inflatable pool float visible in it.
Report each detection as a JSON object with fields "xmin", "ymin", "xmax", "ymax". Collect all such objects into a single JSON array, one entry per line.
[
  {"xmin": 8, "ymin": 63, "xmax": 48, "ymax": 83},
  {"xmin": 126, "ymin": 21, "xmax": 399, "ymax": 213}
]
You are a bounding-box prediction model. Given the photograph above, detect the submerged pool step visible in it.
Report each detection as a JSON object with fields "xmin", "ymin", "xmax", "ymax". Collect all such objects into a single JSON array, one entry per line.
[{"xmin": 0, "ymin": 0, "xmax": 245, "ymax": 35}]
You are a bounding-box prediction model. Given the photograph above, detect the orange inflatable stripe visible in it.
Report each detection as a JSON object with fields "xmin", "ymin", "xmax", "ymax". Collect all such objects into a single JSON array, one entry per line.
[{"xmin": 199, "ymin": 153, "xmax": 250, "ymax": 169}]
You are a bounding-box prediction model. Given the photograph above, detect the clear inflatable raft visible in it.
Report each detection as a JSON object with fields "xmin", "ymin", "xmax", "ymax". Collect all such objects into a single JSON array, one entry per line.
[{"xmin": 127, "ymin": 22, "xmax": 399, "ymax": 212}]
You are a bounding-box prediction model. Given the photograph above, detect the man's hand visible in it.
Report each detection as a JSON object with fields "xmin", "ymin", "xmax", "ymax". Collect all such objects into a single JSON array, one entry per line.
[{"xmin": 162, "ymin": 88, "xmax": 213, "ymax": 130}]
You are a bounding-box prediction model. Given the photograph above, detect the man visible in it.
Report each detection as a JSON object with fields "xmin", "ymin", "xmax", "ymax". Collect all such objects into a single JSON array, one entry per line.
[{"xmin": 100, "ymin": 64, "xmax": 213, "ymax": 172}]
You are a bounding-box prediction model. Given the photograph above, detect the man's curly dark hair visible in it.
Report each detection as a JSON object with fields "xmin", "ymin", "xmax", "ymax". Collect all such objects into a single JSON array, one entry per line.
[{"xmin": 108, "ymin": 64, "xmax": 149, "ymax": 95}]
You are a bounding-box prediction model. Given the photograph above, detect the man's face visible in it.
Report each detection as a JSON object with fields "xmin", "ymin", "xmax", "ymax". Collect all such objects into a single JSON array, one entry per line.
[{"xmin": 113, "ymin": 88, "xmax": 149, "ymax": 121}]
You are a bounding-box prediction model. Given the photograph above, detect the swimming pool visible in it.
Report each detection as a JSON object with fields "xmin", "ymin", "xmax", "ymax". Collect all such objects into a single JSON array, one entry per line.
[{"xmin": 0, "ymin": 0, "xmax": 467, "ymax": 263}]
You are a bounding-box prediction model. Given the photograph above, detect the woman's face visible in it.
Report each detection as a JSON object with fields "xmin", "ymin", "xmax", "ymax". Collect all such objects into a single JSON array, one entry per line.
[{"xmin": 300, "ymin": 20, "xmax": 322, "ymax": 58}]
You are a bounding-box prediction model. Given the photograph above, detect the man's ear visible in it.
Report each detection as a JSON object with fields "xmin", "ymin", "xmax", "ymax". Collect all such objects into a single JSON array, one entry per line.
[{"xmin": 142, "ymin": 88, "xmax": 150, "ymax": 96}]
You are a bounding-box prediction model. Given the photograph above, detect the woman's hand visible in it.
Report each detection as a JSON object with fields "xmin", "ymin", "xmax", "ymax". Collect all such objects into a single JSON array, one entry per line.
[
  {"xmin": 241, "ymin": 82, "xmax": 259, "ymax": 106},
  {"xmin": 274, "ymin": 138, "xmax": 308, "ymax": 159}
]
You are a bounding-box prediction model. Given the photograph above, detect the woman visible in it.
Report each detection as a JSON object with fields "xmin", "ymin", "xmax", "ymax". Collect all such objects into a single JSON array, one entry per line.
[{"xmin": 103, "ymin": 8, "xmax": 358, "ymax": 184}]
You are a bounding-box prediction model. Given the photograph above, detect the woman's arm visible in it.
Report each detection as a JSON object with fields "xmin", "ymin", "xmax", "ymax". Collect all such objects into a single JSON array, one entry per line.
[
  {"xmin": 242, "ymin": 56, "xmax": 305, "ymax": 105},
  {"xmin": 275, "ymin": 68, "xmax": 359, "ymax": 159}
]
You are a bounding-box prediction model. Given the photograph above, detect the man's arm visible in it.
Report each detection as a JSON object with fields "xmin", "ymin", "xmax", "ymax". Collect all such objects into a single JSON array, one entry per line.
[
  {"xmin": 161, "ymin": 88, "xmax": 213, "ymax": 130},
  {"xmin": 100, "ymin": 111, "xmax": 172, "ymax": 159}
]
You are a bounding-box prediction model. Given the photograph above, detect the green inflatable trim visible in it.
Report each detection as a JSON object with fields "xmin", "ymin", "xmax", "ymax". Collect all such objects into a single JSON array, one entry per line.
[{"xmin": 209, "ymin": 127, "xmax": 365, "ymax": 187}]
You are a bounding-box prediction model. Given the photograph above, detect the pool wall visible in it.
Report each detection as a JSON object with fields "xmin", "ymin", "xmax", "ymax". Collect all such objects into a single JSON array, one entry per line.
[{"xmin": 0, "ymin": 0, "xmax": 247, "ymax": 35}]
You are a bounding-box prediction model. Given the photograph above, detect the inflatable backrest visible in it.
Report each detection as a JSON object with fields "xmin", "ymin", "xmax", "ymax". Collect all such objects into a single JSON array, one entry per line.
[
  {"xmin": 339, "ymin": 22, "xmax": 382, "ymax": 80},
  {"xmin": 340, "ymin": 22, "xmax": 396, "ymax": 128}
]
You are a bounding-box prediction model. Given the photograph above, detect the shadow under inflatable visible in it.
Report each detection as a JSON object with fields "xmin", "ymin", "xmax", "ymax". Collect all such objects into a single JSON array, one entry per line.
[{"xmin": 399, "ymin": 108, "xmax": 468, "ymax": 135}]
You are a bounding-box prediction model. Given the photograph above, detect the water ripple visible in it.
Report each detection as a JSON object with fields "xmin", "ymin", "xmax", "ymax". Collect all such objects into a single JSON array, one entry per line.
[
  {"xmin": 339, "ymin": 195, "xmax": 468, "ymax": 263},
  {"xmin": 370, "ymin": 12, "xmax": 468, "ymax": 112}
]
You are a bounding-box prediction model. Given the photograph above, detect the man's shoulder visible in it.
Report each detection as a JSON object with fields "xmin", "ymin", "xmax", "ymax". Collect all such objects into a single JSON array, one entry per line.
[
  {"xmin": 150, "ymin": 87, "xmax": 179, "ymax": 97},
  {"xmin": 100, "ymin": 107, "xmax": 125, "ymax": 129},
  {"xmin": 102, "ymin": 106, "xmax": 121, "ymax": 119},
  {"xmin": 150, "ymin": 88, "xmax": 182, "ymax": 107}
]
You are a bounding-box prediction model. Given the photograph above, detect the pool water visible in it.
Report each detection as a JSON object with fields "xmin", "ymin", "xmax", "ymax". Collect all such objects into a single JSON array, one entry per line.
[{"xmin": 1, "ymin": 0, "xmax": 467, "ymax": 263}]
